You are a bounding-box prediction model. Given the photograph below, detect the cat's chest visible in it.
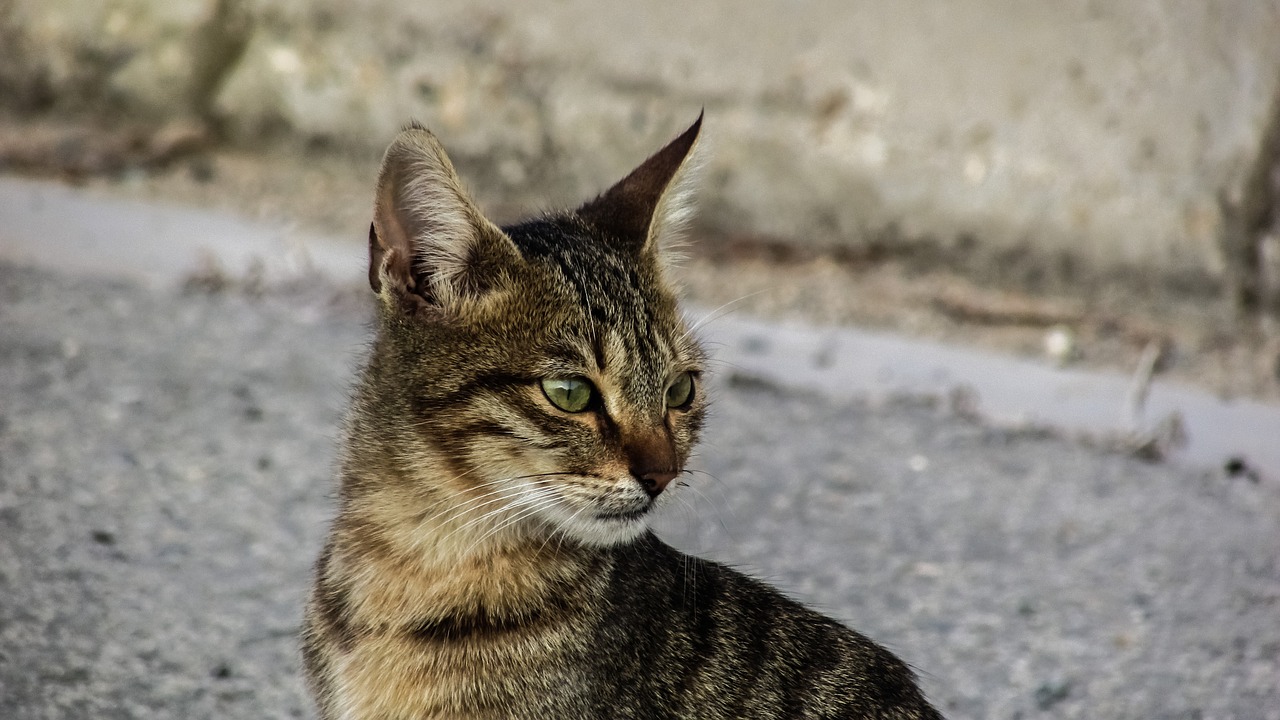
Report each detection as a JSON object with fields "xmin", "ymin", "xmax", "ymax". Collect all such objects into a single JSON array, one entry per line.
[
  {"xmin": 333, "ymin": 597, "xmax": 602, "ymax": 719},
  {"xmin": 332, "ymin": 548, "xmax": 611, "ymax": 716}
]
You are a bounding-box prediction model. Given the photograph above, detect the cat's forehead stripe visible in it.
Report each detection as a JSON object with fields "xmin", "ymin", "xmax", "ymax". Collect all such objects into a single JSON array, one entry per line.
[{"xmin": 504, "ymin": 215, "xmax": 675, "ymax": 379}]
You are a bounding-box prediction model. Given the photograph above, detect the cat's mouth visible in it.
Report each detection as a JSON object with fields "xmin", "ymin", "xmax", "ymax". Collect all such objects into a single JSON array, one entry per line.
[
  {"xmin": 594, "ymin": 506, "xmax": 650, "ymax": 522},
  {"xmin": 538, "ymin": 484, "xmax": 657, "ymax": 546}
]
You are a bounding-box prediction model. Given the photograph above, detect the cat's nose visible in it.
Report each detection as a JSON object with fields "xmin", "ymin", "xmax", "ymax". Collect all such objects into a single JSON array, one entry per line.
[{"xmin": 634, "ymin": 469, "xmax": 677, "ymax": 499}]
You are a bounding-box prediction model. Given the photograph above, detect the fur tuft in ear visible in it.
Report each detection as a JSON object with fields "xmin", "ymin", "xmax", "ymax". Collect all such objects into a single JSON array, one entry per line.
[
  {"xmin": 576, "ymin": 113, "xmax": 704, "ymax": 261},
  {"xmin": 369, "ymin": 127, "xmax": 521, "ymax": 314}
]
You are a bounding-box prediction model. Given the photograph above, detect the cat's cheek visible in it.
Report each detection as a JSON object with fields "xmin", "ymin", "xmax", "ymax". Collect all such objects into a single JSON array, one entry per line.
[{"xmin": 671, "ymin": 408, "xmax": 705, "ymax": 447}]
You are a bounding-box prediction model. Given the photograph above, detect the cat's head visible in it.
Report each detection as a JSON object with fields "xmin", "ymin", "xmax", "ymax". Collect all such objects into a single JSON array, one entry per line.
[{"xmin": 363, "ymin": 116, "xmax": 706, "ymax": 548}]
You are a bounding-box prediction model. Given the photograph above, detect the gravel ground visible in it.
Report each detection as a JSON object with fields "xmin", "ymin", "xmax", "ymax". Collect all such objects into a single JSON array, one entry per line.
[{"xmin": 1, "ymin": 263, "xmax": 1278, "ymax": 719}]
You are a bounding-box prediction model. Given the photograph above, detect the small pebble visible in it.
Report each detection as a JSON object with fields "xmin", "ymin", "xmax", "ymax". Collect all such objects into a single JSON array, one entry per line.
[
  {"xmin": 1223, "ymin": 456, "xmax": 1260, "ymax": 483},
  {"xmin": 1043, "ymin": 325, "xmax": 1077, "ymax": 366},
  {"xmin": 1034, "ymin": 679, "xmax": 1072, "ymax": 710}
]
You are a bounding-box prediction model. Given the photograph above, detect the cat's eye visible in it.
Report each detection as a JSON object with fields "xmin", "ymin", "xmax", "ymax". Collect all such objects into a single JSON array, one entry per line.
[
  {"xmin": 541, "ymin": 377, "xmax": 596, "ymax": 413},
  {"xmin": 665, "ymin": 372, "xmax": 695, "ymax": 409}
]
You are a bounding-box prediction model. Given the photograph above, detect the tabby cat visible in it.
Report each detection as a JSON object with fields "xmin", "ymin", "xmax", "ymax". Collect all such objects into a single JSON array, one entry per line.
[{"xmin": 302, "ymin": 115, "xmax": 942, "ymax": 719}]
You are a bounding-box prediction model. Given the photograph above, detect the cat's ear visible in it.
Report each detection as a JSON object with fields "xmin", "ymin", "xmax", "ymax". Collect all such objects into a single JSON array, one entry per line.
[
  {"xmin": 369, "ymin": 124, "xmax": 521, "ymax": 314},
  {"xmin": 576, "ymin": 113, "xmax": 703, "ymax": 259}
]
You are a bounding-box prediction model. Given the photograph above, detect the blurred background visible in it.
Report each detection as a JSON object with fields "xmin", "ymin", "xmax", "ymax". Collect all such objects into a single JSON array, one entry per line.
[
  {"xmin": 4, "ymin": 4, "xmax": 1280, "ymax": 718},
  {"xmin": 2, "ymin": 0, "xmax": 1280, "ymax": 396}
]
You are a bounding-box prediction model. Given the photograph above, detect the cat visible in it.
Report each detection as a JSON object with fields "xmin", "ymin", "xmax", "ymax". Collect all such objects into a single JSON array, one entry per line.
[{"xmin": 302, "ymin": 115, "xmax": 943, "ymax": 719}]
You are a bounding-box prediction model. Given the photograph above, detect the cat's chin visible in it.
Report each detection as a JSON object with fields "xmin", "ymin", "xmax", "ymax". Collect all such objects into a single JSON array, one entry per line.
[
  {"xmin": 567, "ymin": 516, "xmax": 651, "ymax": 548},
  {"xmin": 543, "ymin": 508, "xmax": 652, "ymax": 548}
]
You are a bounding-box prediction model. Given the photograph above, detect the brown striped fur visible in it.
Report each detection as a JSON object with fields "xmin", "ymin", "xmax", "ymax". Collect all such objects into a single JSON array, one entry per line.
[{"xmin": 302, "ymin": 116, "xmax": 943, "ymax": 719}]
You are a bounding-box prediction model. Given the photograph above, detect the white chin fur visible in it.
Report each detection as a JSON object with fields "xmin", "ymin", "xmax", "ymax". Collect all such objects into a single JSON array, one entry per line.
[
  {"xmin": 563, "ymin": 514, "xmax": 651, "ymax": 547},
  {"xmin": 533, "ymin": 499, "xmax": 651, "ymax": 548}
]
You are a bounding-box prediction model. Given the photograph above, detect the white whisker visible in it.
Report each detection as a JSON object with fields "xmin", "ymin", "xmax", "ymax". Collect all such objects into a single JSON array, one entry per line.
[
  {"xmin": 459, "ymin": 494, "xmax": 562, "ymax": 558},
  {"xmin": 538, "ymin": 502, "xmax": 590, "ymax": 557},
  {"xmin": 412, "ymin": 471, "xmax": 576, "ymax": 530},
  {"xmin": 682, "ymin": 288, "xmax": 773, "ymax": 341},
  {"xmin": 413, "ymin": 481, "xmax": 527, "ymax": 531}
]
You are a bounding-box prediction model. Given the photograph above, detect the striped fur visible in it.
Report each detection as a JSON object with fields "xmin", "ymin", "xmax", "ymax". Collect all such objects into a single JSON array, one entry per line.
[{"xmin": 302, "ymin": 117, "xmax": 942, "ymax": 719}]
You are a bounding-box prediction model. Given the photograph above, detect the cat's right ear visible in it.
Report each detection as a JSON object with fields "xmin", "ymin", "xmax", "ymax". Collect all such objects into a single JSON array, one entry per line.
[{"xmin": 369, "ymin": 125, "xmax": 521, "ymax": 315}]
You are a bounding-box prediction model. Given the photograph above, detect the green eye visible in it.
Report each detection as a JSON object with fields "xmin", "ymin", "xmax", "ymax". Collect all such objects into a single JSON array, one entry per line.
[
  {"xmin": 665, "ymin": 372, "xmax": 694, "ymax": 409},
  {"xmin": 541, "ymin": 377, "xmax": 596, "ymax": 413}
]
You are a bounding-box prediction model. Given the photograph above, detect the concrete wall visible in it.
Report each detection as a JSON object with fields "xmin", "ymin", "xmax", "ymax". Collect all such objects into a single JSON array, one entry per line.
[{"xmin": 5, "ymin": 0, "xmax": 1280, "ymax": 290}]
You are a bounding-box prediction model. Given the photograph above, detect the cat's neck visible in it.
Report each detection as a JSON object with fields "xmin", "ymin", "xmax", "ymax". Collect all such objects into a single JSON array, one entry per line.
[{"xmin": 332, "ymin": 463, "xmax": 609, "ymax": 631}]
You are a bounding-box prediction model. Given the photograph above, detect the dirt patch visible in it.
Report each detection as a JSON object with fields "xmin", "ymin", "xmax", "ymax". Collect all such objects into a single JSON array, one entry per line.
[{"xmin": 5, "ymin": 116, "xmax": 1279, "ymax": 403}]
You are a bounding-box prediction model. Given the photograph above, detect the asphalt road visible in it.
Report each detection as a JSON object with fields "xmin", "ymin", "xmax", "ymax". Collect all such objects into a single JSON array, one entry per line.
[{"xmin": 1, "ymin": 261, "xmax": 1278, "ymax": 719}]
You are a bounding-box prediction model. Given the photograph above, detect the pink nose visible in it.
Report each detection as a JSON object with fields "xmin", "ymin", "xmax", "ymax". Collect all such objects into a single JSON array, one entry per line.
[{"xmin": 635, "ymin": 469, "xmax": 677, "ymax": 498}]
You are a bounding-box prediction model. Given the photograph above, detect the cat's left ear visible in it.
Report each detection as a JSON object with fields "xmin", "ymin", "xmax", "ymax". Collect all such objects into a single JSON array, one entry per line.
[{"xmin": 576, "ymin": 113, "xmax": 703, "ymax": 259}]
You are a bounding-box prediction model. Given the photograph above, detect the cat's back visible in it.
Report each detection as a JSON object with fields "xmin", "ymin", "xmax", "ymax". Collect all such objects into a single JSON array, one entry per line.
[{"xmin": 588, "ymin": 535, "xmax": 942, "ymax": 719}]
